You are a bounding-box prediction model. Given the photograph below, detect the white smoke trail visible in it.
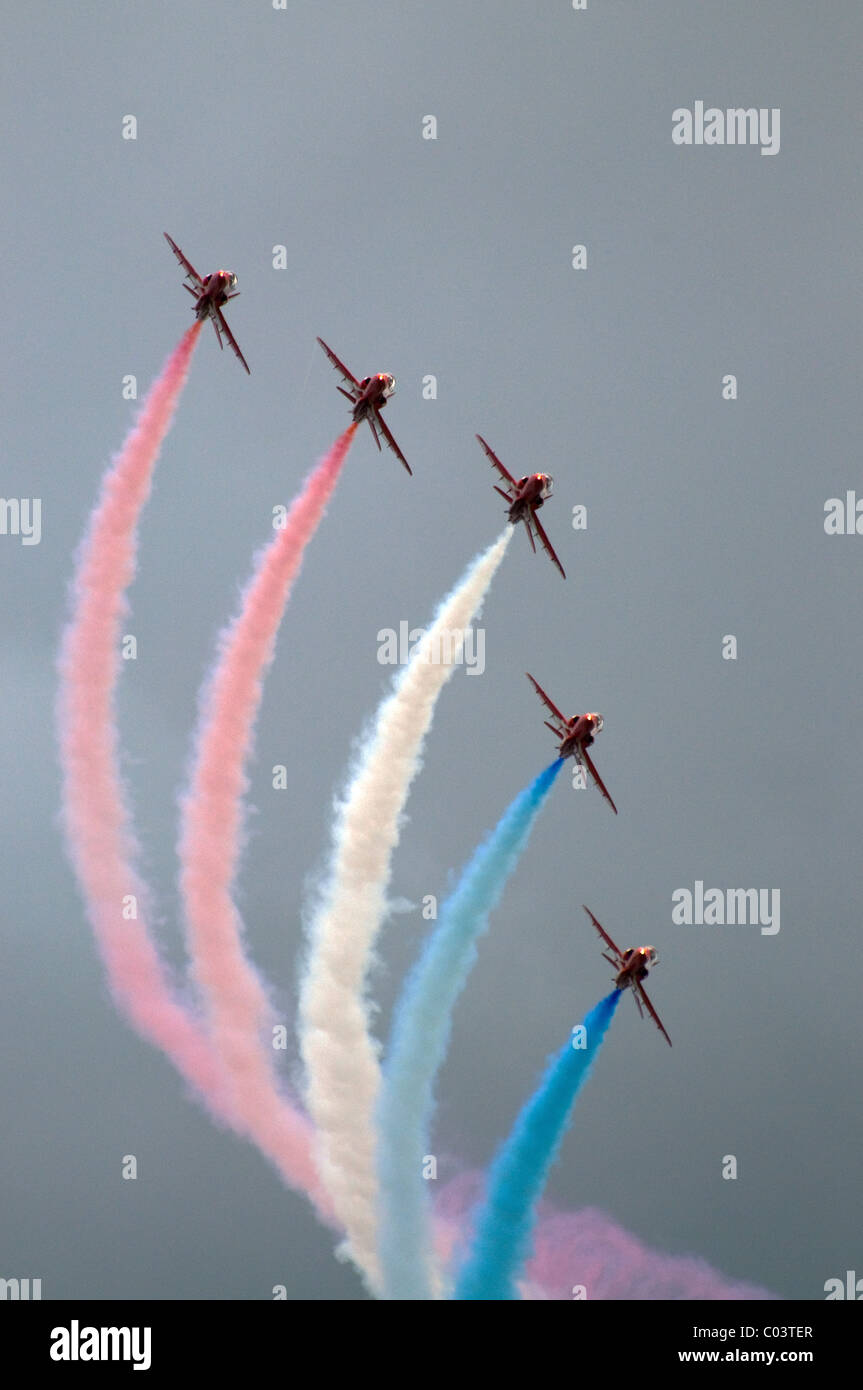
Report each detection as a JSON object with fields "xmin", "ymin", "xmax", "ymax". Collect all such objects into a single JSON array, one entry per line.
[{"xmin": 298, "ymin": 529, "xmax": 512, "ymax": 1293}]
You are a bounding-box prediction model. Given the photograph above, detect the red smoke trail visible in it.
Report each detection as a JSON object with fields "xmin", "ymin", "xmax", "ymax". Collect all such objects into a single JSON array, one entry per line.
[
  {"xmin": 55, "ymin": 323, "xmax": 234, "ymax": 1113},
  {"xmin": 177, "ymin": 424, "xmax": 357, "ymax": 1216}
]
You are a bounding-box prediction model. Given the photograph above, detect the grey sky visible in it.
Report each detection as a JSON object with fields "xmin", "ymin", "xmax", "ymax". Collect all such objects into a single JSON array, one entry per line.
[{"xmin": 1, "ymin": 1, "xmax": 860, "ymax": 1300}]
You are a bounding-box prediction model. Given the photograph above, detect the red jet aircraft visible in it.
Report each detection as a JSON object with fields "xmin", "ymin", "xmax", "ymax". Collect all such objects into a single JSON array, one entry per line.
[
  {"xmin": 526, "ymin": 672, "xmax": 617, "ymax": 814},
  {"xmin": 316, "ymin": 337, "xmax": 411, "ymax": 475},
  {"xmin": 583, "ymin": 906, "xmax": 672, "ymax": 1046},
  {"xmin": 475, "ymin": 435, "xmax": 565, "ymax": 578},
  {"xmin": 164, "ymin": 233, "xmax": 250, "ymax": 374}
]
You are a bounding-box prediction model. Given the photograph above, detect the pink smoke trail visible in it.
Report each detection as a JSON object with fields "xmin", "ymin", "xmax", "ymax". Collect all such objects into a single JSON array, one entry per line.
[
  {"xmin": 177, "ymin": 424, "xmax": 358, "ymax": 1217},
  {"xmin": 55, "ymin": 323, "xmax": 233, "ymax": 1114},
  {"xmin": 525, "ymin": 1205, "xmax": 778, "ymax": 1300},
  {"xmin": 434, "ymin": 1173, "xmax": 777, "ymax": 1299}
]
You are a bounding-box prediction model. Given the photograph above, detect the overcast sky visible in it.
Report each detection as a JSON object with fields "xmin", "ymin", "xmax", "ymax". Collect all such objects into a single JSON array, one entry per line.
[{"xmin": 1, "ymin": 1, "xmax": 861, "ymax": 1300}]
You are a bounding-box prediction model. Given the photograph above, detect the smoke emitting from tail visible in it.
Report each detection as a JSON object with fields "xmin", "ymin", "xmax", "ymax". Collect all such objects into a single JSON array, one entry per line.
[
  {"xmin": 378, "ymin": 757, "xmax": 564, "ymax": 1300},
  {"xmin": 177, "ymin": 424, "xmax": 357, "ymax": 1215},
  {"xmin": 52, "ymin": 314, "xmax": 781, "ymax": 1304},
  {"xmin": 298, "ymin": 527, "xmax": 514, "ymax": 1293},
  {"xmin": 454, "ymin": 990, "xmax": 622, "ymax": 1300},
  {"xmin": 55, "ymin": 323, "xmax": 235, "ymax": 1115}
]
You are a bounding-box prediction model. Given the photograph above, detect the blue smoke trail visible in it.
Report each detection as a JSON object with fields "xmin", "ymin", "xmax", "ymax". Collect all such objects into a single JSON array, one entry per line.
[
  {"xmin": 377, "ymin": 758, "xmax": 564, "ymax": 1300},
  {"xmin": 453, "ymin": 989, "xmax": 622, "ymax": 1300}
]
